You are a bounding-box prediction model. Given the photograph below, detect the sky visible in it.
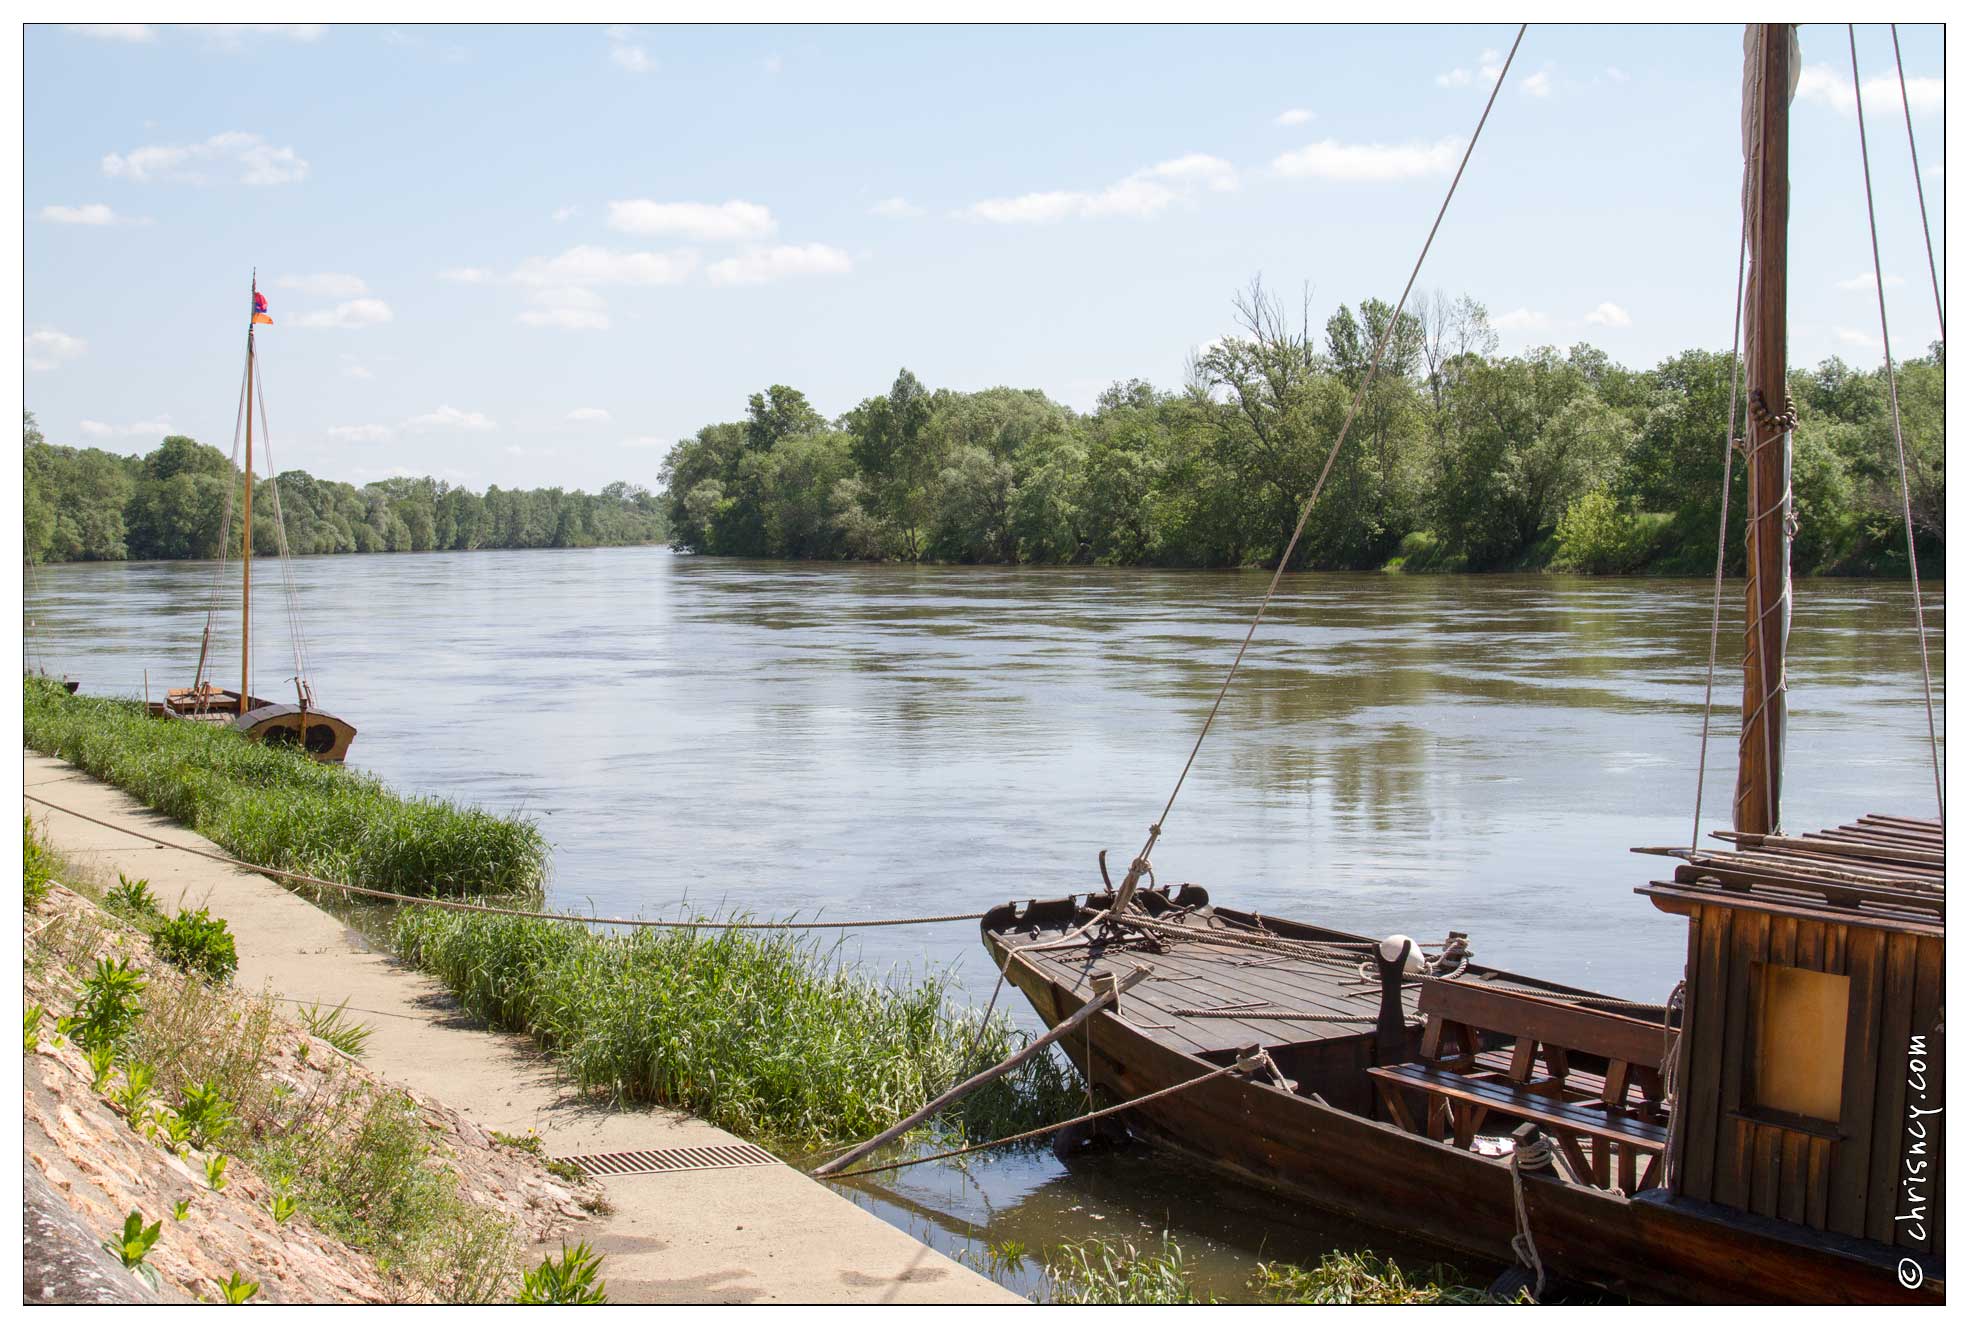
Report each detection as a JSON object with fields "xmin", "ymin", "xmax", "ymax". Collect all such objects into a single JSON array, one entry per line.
[{"xmin": 22, "ymin": 21, "xmax": 1947, "ymax": 495}]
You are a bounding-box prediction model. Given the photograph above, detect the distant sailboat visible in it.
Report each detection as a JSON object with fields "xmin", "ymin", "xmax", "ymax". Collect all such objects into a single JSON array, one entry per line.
[{"xmin": 151, "ymin": 276, "xmax": 357, "ymax": 763}]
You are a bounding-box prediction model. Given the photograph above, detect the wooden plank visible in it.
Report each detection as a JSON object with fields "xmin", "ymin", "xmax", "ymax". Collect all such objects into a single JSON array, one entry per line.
[
  {"xmin": 1866, "ymin": 932, "xmax": 1918, "ymax": 1244},
  {"xmin": 1779, "ymin": 1129, "xmax": 1808, "ymax": 1225},
  {"xmin": 1806, "ymin": 1137, "xmax": 1832, "ymax": 1230},
  {"xmin": 1420, "ymin": 979, "xmax": 1665, "ymax": 1068},
  {"xmin": 1637, "ymin": 883, "xmax": 1944, "ymax": 938},
  {"xmin": 1904, "ymin": 936, "xmax": 1943, "ymax": 1252},
  {"xmin": 1713, "ymin": 909, "xmax": 1767, "ymax": 1210},
  {"xmin": 1364, "ymin": 1065, "xmax": 1666, "ymax": 1148},
  {"xmin": 1794, "ymin": 919, "xmax": 1824, "ymax": 972},
  {"xmin": 1750, "ymin": 1122, "xmax": 1783, "ymax": 1217},
  {"xmin": 1671, "ymin": 861, "xmax": 1945, "ymax": 915},
  {"xmin": 1827, "ymin": 927, "xmax": 1886, "ymax": 1237},
  {"xmin": 1682, "ymin": 906, "xmax": 1728, "ymax": 1202}
]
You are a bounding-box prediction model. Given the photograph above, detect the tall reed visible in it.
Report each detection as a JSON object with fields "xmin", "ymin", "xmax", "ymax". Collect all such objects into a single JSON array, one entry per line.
[
  {"xmin": 24, "ymin": 679, "xmax": 547, "ymax": 898},
  {"xmin": 390, "ymin": 907, "xmax": 1080, "ymax": 1150}
]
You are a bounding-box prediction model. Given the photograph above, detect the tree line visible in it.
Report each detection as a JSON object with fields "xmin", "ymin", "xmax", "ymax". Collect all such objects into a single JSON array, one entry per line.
[
  {"xmin": 22, "ymin": 418, "xmax": 668, "ymax": 563},
  {"xmin": 660, "ymin": 283, "xmax": 1943, "ymax": 577}
]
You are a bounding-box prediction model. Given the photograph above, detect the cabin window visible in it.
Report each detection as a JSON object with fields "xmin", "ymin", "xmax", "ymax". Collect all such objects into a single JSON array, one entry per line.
[{"xmin": 1751, "ymin": 964, "xmax": 1849, "ymax": 1124}]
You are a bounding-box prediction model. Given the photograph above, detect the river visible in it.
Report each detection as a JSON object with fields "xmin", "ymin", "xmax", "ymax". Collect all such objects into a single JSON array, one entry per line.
[{"xmin": 23, "ymin": 547, "xmax": 1944, "ymax": 1298}]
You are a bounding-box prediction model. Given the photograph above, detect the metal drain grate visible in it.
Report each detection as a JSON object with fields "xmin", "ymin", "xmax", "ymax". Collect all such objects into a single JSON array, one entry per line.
[{"xmin": 555, "ymin": 1143, "xmax": 780, "ymax": 1178}]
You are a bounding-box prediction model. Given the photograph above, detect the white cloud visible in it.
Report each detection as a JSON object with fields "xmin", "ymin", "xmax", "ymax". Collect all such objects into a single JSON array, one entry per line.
[
  {"xmin": 512, "ymin": 245, "xmax": 700, "ymax": 288},
  {"xmin": 276, "ymin": 272, "xmax": 368, "ymax": 297},
  {"xmin": 327, "ymin": 424, "xmax": 393, "ymax": 442},
  {"xmin": 1924, "ymin": 164, "xmax": 1942, "ymax": 180},
  {"xmin": 1437, "ymin": 48, "xmax": 1502, "ymax": 89},
  {"xmin": 608, "ymin": 26, "xmax": 652, "ymax": 74},
  {"xmin": 1797, "ymin": 64, "xmax": 1944, "ymax": 117},
  {"xmin": 1606, "ymin": 66, "xmax": 1630, "ymax": 84},
  {"xmin": 339, "ymin": 357, "xmax": 373, "ymax": 380},
  {"xmin": 606, "ymin": 199, "xmax": 776, "ymax": 242},
  {"xmin": 967, "ymin": 153, "xmax": 1238, "ymax": 223},
  {"xmin": 198, "ymin": 24, "xmax": 327, "ymax": 51},
  {"xmin": 439, "ymin": 266, "xmax": 494, "ymax": 284},
  {"xmin": 1273, "ymin": 107, "xmax": 1315, "ymax": 127},
  {"xmin": 79, "ymin": 417, "xmax": 171, "ymax": 438},
  {"xmin": 1273, "ymin": 137, "xmax": 1462, "ymax": 182},
  {"xmin": 620, "ymin": 436, "xmax": 668, "ymax": 449},
  {"xmin": 1835, "ymin": 272, "xmax": 1905, "ymax": 292},
  {"xmin": 25, "ymin": 329, "xmax": 87, "ymax": 372},
  {"xmin": 553, "ymin": 205, "xmax": 579, "ymax": 222},
  {"xmin": 1520, "ymin": 70, "xmax": 1552, "ymax": 98},
  {"xmin": 292, "ymin": 298, "xmax": 394, "ymax": 329},
  {"xmin": 102, "ymin": 131, "xmax": 308, "ymax": 186},
  {"xmin": 40, "ymin": 203, "xmax": 142, "ymax": 226},
  {"xmin": 707, "ymin": 244, "xmax": 854, "ymax": 285},
  {"xmin": 67, "ymin": 25, "xmax": 156, "ymax": 43},
  {"xmin": 409, "ymin": 405, "xmax": 496, "ymax": 432},
  {"xmin": 868, "ymin": 196, "xmax": 925, "ymax": 219},
  {"xmin": 1491, "ymin": 308, "xmax": 1550, "ymax": 331},
  {"xmin": 763, "ymin": 54, "xmax": 783, "ymax": 75},
  {"xmin": 519, "ymin": 286, "xmax": 611, "ymax": 330},
  {"xmin": 567, "ymin": 407, "xmax": 612, "ymax": 423},
  {"xmin": 1583, "ymin": 301, "xmax": 1632, "ymax": 328},
  {"xmin": 1836, "ymin": 326, "xmax": 1880, "ymax": 350}
]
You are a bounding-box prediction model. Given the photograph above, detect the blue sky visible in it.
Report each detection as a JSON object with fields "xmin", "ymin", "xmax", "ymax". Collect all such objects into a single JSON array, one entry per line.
[{"xmin": 23, "ymin": 22, "xmax": 1946, "ymax": 494}]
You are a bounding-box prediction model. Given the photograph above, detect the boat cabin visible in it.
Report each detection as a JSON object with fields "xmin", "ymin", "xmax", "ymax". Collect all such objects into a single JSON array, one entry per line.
[{"xmin": 1638, "ymin": 815, "xmax": 1944, "ymax": 1259}]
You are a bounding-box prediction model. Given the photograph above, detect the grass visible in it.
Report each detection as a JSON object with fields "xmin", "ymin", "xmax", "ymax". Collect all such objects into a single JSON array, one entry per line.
[
  {"xmin": 24, "ymin": 677, "xmax": 548, "ymax": 898},
  {"xmin": 390, "ymin": 908, "xmax": 1081, "ymax": 1151},
  {"xmin": 1031, "ymin": 1234, "xmax": 1501, "ymax": 1305}
]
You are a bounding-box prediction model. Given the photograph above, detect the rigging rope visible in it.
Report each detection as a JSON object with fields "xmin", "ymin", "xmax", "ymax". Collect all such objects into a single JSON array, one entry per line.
[
  {"xmin": 1115, "ymin": 24, "xmax": 1528, "ymax": 901},
  {"xmin": 193, "ymin": 352, "xmax": 251, "ymax": 704},
  {"xmin": 823, "ymin": 1051, "xmax": 1270, "ymax": 1181},
  {"xmin": 1691, "ymin": 133, "xmax": 1754, "ymax": 850},
  {"xmin": 23, "ymin": 792, "xmax": 985, "ymax": 931},
  {"xmin": 1848, "ymin": 24, "xmax": 1945, "ymax": 822},
  {"xmin": 250, "ymin": 349, "xmax": 316, "ymax": 699},
  {"xmin": 1889, "ymin": 25, "xmax": 1944, "ymax": 342}
]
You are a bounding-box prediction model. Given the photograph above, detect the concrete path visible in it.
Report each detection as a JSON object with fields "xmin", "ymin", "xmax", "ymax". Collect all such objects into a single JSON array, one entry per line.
[{"xmin": 24, "ymin": 752, "xmax": 1016, "ymax": 1305}]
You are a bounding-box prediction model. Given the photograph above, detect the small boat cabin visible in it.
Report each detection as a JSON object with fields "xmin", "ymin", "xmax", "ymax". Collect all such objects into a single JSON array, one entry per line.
[{"xmin": 1639, "ymin": 816, "xmax": 1944, "ymax": 1261}]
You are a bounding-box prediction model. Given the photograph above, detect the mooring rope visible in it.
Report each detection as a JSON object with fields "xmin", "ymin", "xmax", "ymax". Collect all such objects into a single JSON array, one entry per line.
[
  {"xmin": 1508, "ymin": 1133, "xmax": 1551, "ymax": 1300},
  {"xmin": 823, "ymin": 1051, "xmax": 1269, "ymax": 1181},
  {"xmin": 1110, "ymin": 25, "xmax": 1527, "ymax": 905},
  {"xmin": 1889, "ymin": 25, "xmax": 1944, "ymax": 341},
  {"xmin": 23, "ymin": 792, "xmax": 985, "ymax": 931},
  {"xmin": 1848, "ymin": 23, "xmax": 1944, "ymax": 823}
]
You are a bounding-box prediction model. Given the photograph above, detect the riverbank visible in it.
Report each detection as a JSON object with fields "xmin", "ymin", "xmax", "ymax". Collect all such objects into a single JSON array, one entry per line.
[
  {"xmin": 24, "ymin": 753, "xmax": 1019, "ymax": 1304},
  {"xmin": 25, "ymin": 867, "xmax": 597, "ymax": 1303},
  {"xmin": 24, "ymin": 679, "xmax": 547, "ymax": 898}
]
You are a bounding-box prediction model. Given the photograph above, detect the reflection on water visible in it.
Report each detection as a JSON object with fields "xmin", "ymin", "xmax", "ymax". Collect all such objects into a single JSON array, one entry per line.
[{"xmin": 25, "ymin": 548, "xmax": 1944, "ymax": 1296}]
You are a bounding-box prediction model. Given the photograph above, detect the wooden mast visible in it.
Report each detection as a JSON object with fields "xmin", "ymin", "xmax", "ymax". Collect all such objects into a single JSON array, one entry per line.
[
  {"xmin": 241, "ymin": 275, "xmax": 255, "ymax": 716},
  {"xmin": 1733, "ymin": 24, "xmax": 1795, "ymax": 836}
]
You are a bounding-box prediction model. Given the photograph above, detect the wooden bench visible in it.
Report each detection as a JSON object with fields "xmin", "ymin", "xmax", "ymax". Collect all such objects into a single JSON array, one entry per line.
[{"xmin": 1369, "ymin": 978, "xmax": 1670, "ymax": 1193}]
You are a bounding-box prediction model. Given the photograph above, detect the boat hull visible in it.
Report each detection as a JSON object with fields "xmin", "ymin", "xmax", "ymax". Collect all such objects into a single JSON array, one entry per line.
[
  {"xmin": 150, "ymin": 689, "xmax": 357, "ymax": 763},
  {"xmin": 983, "ymin": 892, "xmax": 1938, "ymax": 1305}
]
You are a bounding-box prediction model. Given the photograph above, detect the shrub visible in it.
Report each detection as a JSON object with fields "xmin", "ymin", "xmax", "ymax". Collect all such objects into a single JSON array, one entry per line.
[
  {"xmin": 155, "ymin": 908, "xmax": 240, "ymax": 983},
  {"xmin": 516, "ymin": 1242, "xmax": 608, "ymax": 1305},
  {"xmin": 1551, "ymin": 490, "xmax": 1671, "ymax": 575},
  {"xmin": 25, "ymin": 814, "xmax": 58, "ymax": 906},
  {"xmin": 106, "ymin": 873, "xmax": 161, "ymax": 919},
  {"xmin": 72, "ymin": 956, "xmax": 147, "ymax": 1054}
]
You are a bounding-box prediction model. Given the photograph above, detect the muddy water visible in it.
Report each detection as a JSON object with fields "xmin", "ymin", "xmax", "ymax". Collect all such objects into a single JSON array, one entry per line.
[{"xmin": 26, "ymin": 548, "xmax": 1943, "ymax": 1298}]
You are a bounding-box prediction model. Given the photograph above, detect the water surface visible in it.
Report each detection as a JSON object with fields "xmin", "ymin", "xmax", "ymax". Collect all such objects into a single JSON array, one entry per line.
[{"xmin": 25, "ymin": 548, "xmax": 1944, "ymax": 1297}]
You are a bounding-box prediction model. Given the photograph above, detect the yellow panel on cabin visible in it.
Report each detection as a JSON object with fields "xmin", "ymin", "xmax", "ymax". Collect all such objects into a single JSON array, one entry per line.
[{"xmin": 1752, "ymin": 964, "xmax": 1850, "ymax": 1124}]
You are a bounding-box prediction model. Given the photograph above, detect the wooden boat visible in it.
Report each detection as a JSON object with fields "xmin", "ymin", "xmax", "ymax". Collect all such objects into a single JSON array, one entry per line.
[
  {"xmin": 982, "ymin": 25, "xmax": 1942, "ymax": 1304},
  {"xmin": 148, "ymin": 277, "xmax": 357, "ymax": 763}
]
